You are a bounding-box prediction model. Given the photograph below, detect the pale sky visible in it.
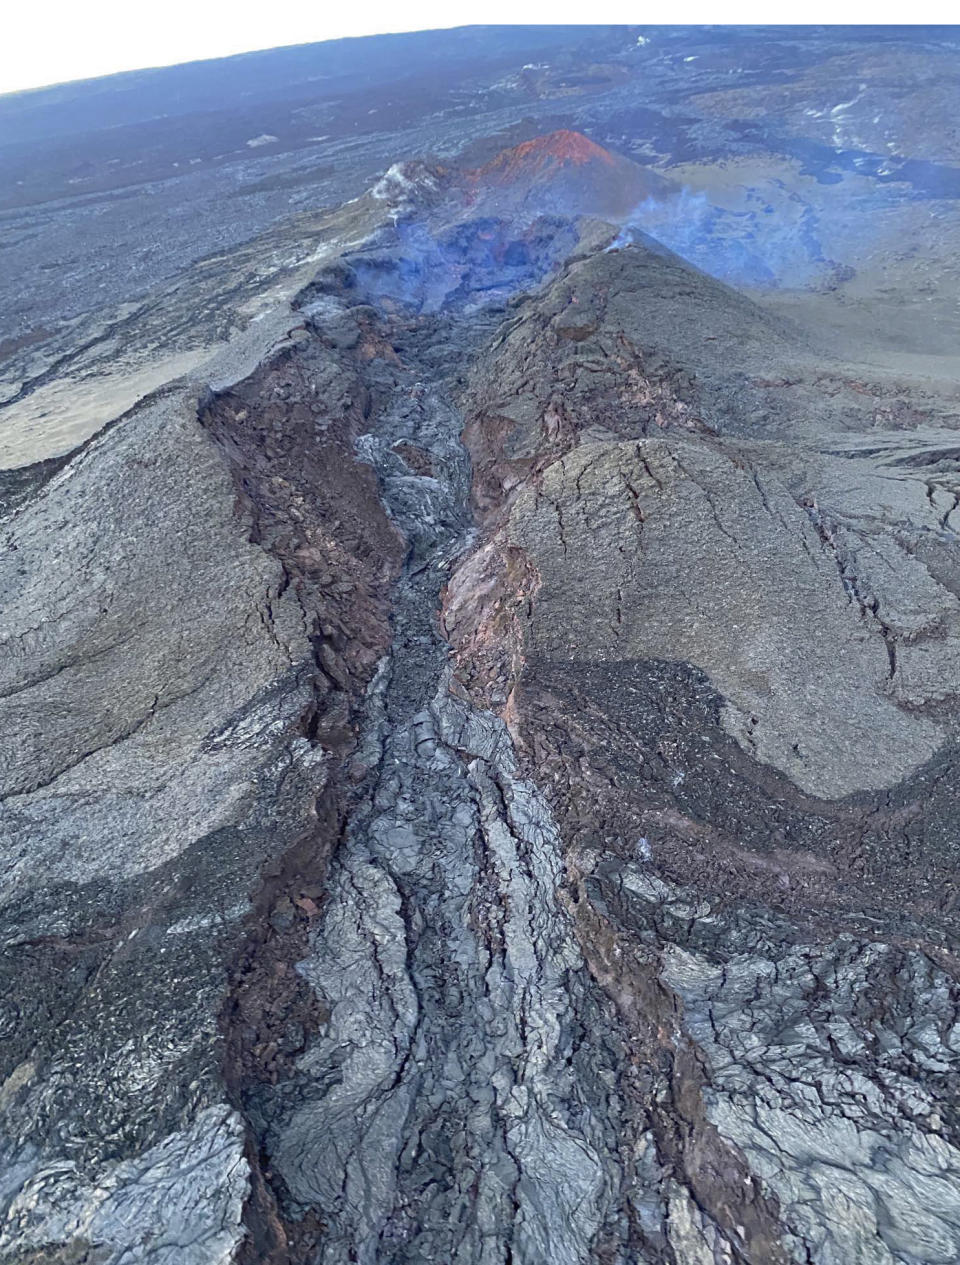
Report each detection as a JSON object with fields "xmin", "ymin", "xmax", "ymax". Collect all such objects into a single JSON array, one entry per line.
[{"xmin": 1, "ymin": 0, "xmax": 935, "ymax": 96}]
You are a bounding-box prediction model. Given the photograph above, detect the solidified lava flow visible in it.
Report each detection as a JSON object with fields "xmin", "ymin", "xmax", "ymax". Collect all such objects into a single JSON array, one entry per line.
[{"xmin": 4, "ymin": 26, "xmax": 960, "ymax": 1265}]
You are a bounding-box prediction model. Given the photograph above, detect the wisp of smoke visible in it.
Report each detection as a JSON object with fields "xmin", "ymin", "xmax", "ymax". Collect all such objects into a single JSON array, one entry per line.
[
  {"xmin": 612, "ymin": 188, "xmax": 843, "ymax": 290},
  {"xmin": 345, "ymin": 217, "xmax": 579, "ymax": 313}
]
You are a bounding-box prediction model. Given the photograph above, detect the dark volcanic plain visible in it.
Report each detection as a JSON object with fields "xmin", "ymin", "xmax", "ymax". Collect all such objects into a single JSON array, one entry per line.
[{"xmin": 2, "ymin": 24, "xmax": 960, "ymax": 1265}]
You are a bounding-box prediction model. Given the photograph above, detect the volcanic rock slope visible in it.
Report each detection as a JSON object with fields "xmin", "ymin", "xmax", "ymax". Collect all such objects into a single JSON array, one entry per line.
[{"xmin": 3, "ymin": 33, "xmax": 960, "ymax": 1265}]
